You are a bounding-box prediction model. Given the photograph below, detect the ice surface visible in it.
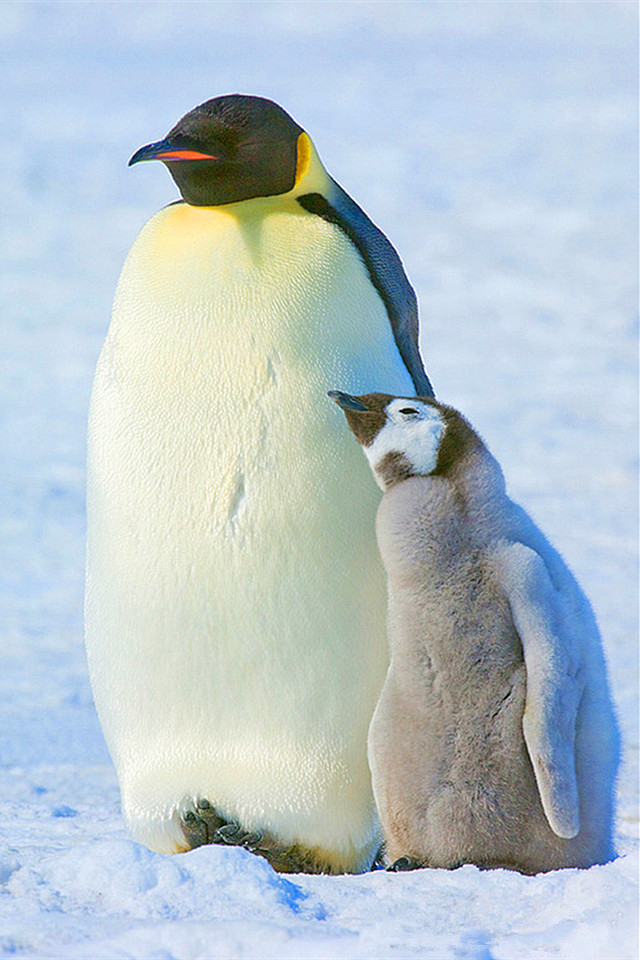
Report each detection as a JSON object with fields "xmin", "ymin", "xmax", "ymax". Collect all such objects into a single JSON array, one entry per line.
[{"xmin": 0, "ymin": 2, "xmax": 637, "ymax": 958}]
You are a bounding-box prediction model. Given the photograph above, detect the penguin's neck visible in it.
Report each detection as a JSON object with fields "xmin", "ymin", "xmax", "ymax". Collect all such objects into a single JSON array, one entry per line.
[
  {"xmin": 378, "ymin": 446, "xmax": 505, "ymax": 521},
  {"xmin": 132, "ymin": 141, "xmax": 333, "ymax": 292},
  {"xmin": 377, "ymin": 450, "xmax": 507, "ymax": 572},
  {"xmin": 445, "ymin": 448, "xmax": 506, "ymax": 521}
]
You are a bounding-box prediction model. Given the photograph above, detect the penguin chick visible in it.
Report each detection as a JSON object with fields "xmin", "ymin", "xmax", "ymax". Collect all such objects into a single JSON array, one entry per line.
[{"xmin": 329, "ymin": 391, "xmax": 619, "ymax": 874}]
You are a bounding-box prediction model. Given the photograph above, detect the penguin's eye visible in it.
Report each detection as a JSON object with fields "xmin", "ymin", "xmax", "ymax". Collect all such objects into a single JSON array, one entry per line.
[{"xmin": 399, "ymin": 407, "xmax": 419, "ymax": 417}]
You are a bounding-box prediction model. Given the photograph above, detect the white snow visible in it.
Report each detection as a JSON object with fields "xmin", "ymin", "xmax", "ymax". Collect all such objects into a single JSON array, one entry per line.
[{"xmin": 0, "ymin": 2, "xmax": 637, "ymax": 958}]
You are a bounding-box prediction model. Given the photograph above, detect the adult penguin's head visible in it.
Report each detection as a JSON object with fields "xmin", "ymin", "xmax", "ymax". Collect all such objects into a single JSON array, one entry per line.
[{"xmin": 129, "ymin": 95, "xmax": 305, "ymax": 207}]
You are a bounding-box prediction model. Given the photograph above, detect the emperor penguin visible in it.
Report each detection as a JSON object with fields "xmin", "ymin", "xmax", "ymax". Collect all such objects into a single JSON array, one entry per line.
[
  {"xmin": 330, "ymin": 390, "xmax": 618, "ymax": 873},
  {"xmin": 85, "ymin": 95, "xmax": 434, "ymax": 874}
]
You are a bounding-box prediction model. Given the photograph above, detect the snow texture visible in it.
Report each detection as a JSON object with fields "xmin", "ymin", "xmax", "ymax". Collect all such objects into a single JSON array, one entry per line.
[{"xmin": 0, "ymin": 1, "xmax": 637, "ymax": 957}]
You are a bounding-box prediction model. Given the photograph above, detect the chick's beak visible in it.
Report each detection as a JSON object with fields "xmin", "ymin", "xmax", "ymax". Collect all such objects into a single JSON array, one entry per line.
[
  {"xmin": 128, "ymin": 138, "xmax": 217, "ymax": 166},
  {"xmin": 328, "ymin": 391, "xmax": 369, "ymax": 412}
]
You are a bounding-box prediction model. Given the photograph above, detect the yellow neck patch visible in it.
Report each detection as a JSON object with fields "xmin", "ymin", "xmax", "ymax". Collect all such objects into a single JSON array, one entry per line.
[
  {"xmin": 294, "ymin": 132, "xmax": 312, "ymax": 186},
  {"xmin": 290, "ymin": 131, "xmax": 332, "ymax": 198}
]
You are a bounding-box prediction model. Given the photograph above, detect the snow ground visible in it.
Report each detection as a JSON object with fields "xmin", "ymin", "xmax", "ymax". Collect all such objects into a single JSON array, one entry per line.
[{"xmin": 0, "ymin": 2, "xmax": 637, "ymax": 957}]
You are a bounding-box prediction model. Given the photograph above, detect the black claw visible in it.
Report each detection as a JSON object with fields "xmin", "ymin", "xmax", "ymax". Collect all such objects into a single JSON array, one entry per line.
[
  {"xmin": 181, "ymin": 803, "xmax": 230, "ymax": 849},
  {"xmin": 181, "ymin": 810, "xmax": 208, "ymax": 848},
  {"xmin": 215, "ymin": 823, "xmax": 245, "ymax": 845},
  {"xmin": 214, "ymin": 824, "xmax": 268, "ymax": 853},
  {"xmin": 388, "ymin": 856, "xmax": 422, "ymax": 872}
]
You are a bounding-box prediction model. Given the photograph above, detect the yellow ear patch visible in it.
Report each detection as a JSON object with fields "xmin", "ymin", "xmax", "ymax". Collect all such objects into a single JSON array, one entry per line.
[{"xmin": 294, "ymin": 132, "xmax": 312, "ymax": 186}]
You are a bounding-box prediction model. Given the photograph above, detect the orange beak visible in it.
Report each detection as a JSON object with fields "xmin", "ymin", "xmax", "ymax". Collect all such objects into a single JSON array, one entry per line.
[{"xmin": 128, "ymin": 140, "xmax": 217, "ymax": 166}]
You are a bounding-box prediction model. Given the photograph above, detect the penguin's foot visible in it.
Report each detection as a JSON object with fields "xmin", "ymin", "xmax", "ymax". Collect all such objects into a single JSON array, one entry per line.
[
  {"xmin": 387, "ymin": 856, "xmax": 423, "ymax": 872},
  {"xmin": 214, "ymin": 821, "xmax": 332, "ymax": 875},
  {"xmin": 181, "ymin": 800, "xmax": 228, "ymax": 849},
  {"xmin": 181, "ymin": 808, "xmax": 360, "ymax": 874}
]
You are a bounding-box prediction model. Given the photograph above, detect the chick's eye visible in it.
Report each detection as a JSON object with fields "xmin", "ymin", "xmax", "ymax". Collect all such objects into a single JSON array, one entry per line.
[{"xmin": 399, "ymin": 407, "xmax": 419, "ymax": 416}]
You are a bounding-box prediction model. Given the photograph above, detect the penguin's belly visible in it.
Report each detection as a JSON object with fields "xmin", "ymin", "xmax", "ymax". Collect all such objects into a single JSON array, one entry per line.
[{"xmin": 86, "ymin": 200, "xmax": 415, "ymax": 862}]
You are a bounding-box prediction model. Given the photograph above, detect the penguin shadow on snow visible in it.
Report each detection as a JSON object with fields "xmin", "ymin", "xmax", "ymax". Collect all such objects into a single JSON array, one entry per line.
[{"xmin": 329, "ymin": 389, "xmax": 620, "ymax": 876}]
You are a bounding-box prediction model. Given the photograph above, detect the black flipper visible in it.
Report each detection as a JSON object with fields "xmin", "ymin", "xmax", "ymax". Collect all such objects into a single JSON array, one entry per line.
[{"xmin": 297, "ymin": 181, "xmax": 434, "ymax": 398}]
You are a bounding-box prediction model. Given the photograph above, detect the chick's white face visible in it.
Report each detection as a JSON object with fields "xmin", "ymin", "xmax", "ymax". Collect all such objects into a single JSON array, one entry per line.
[{"xmin": 365, "ymin": 399, "xmax": 445, "ymax": 489}]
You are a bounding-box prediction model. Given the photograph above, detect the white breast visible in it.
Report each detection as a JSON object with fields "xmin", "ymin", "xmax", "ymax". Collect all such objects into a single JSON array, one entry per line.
[{"xmin": 86, "ymin": 197, "xmax": 415, "ymax": 857}]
